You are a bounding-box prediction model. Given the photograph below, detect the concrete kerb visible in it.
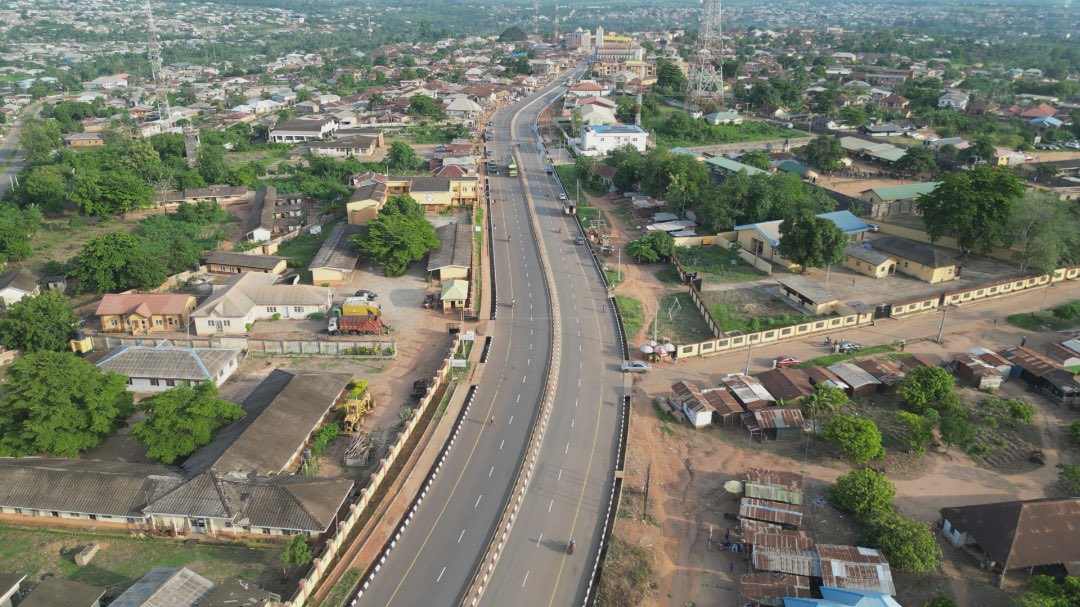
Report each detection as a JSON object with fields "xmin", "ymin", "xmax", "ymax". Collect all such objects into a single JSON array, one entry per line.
[{"xmin": 460, "ymin": 85, "xmax": 565, "ymax": 607}]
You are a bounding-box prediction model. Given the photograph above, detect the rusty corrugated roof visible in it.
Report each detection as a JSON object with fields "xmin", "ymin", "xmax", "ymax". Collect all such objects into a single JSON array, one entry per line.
[
  {"xmin": 817, "ymin": 544, "xmax": 896, "ymax": 596},
  {"xmin": 746, "ymin": 469, "xmax": 804, "ymax": 492},
  {"xmin": 753, "ymin": 406, "xmax": 805, "ymax": 430},
  {"xmin": 756, "ymin": 368, "xmax": 814, "ymax": 402},
  {"xmin": 740, "ymin": 573, "xmax": 812, "ymax": 606},
  {"xmin": 752, "ymin": 546, "xmax": 821, "ymax": 576},
  {"xmin": 747, "ymin": 529, "xmax": 813, "ymax": 551},
  {"xmin": 740, "ymin": 497, "xmax": 804, "ymax": 527}
]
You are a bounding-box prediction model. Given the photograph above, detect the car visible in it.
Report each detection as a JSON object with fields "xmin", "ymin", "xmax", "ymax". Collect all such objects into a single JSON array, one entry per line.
[
  {"xmin": 546, "ymin": 167, "xmax": 554, "ymax": 174},
  {"xmin": 1065, "ymin": 141, "xmax": 1080, "ymax": 150},
  {"xmin": 866, "ymin": 223, "xmax": 880, "ymax": 232},
  {"xmin": 354, "ymin": 290, "xmax": 378, "ymax": 299},
  {"xmin": 773, "ymin": 356, "xmax": 800, "ymax": 368},
  {"xmin": 836, "ymin": 340, "xmax": 861, "ymax": 353},
  {"xmin": 574, "ymin": 236, "xmax": 587, "ymax": 245},
  {"xmin": 558, "ymin": 193, "xmax": 568, "ymax": 201},
  {"xmin": 621, "ymin": 361, "xmax": 652, "ymax": 373}
]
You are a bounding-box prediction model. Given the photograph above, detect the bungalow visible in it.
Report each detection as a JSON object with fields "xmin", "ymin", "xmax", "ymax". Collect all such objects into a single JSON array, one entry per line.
[
  {"xmin": 720, "ymin": 373, "xmax": 775, "ymax": 410},
  {"xmin": 733, "ymin": 211, "xmax": 869, "ymax": 266},
  {"xmin": 855, "ymin": 358, "xmax": 904, "ymax": 394},
  {"xmin": 445, "ymin": 96, "xmax": 483, "ymax": 121},
  {"xmin": 204, "ymin": 251, "xmax": 288, "ymax": 275},
  {"xmin": 244, "ymin": 186, "xmax": 306, "ymax": 242},
  {"xmin": 309, "ymin": 223, "xmax": 364, "ymax": 286},
  {"xmin": 96, "ymin": 341, "xmax": 241, "ymax": 392},
  {"xmin": 95, "ymin": 294, "xmax": 197, "ymax": 334},
  {"xmin": 844, "ymin": 244, "xmax": 896, "ymax": 278},
  {"xmin": 827, "ymin": 362, "xmax": 881, "ymax": 397},
  {"xmin": 268, "ymin": 117, "xmax": 338, "ymax": 143},
  {"xmin": 756, "ymin": 368, "xmax": 814, "ymax": 403},
  {"xmin": 940, "ymin": 497, "xmax": 1080, "ymax": 581},
  {"xmin": 62, "ymin": 132, "xmax": 105, "ymax": 147},
  {"xmin": 427, "ymin": 222, "xmax": 472, "ymax": 283},
  {"xmin": 440, "ymin": 279, "xmax": 469, "ymax": 312},
  {"xmin": 705, "ymin": 155, "xmax": 769, "ymax": 177},
  {"xmin": 858, "ymin": 182, "xmax": 938, "ymax": 219},
  {"xmin": 345, "ymin": 175, "xmax": 479, "ymax": 222},
  {"xmin": 0, "ymin": 267, "xmax": 40, "ymax": 306},
  {"xmin": 776, "ymin": 160, "xmax": 819, "ymax": 181},
  {"xmin": 191, "ymin": 272, "xmax": 332, "ymax": 336},
  {"xmin": 937, "ymin": 91, "xmax": 970, "ymax": 111},
  {"xmin": 703, "ymin": 110, "xmax": 745, "ymax": 125},
  {"xmin": 307, "ymin": 133, "xmax": 382, "ymax": 159},
  {"xmin": 861, "ymin": 235, "xmax": 958, "ymax": 283}
]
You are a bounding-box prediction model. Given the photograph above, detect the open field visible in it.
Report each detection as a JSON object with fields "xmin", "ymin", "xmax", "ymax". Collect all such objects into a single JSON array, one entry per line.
[
  {"xmin": 615, "ymin": 295, "xmax": 644, "ymax": 345},
  {"xmin": 644, "ymin": 106, "xmax": 804, "ymax": 149},
  {"xmin": 674, "ymin": 246, "xmax": 766, "ymax": 285},
  {"xmin": 29, "ymin": 216, "xmax": 141, "ymax": 270},
  {"xmin": 699, "ymin": 287, "xmax": 815, "ymax": 334},
  {"xmin": 276, "ymin": 224, "xmax": 335, "ymax": 282},
  {"xmin": 654, "ymin": 292, "xmax": 714, "ymax": 344}
]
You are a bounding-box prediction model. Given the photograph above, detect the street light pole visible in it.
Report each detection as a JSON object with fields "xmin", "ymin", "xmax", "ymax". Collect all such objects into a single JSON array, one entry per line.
[
  {"xmin": 1039, "ymin": 283, "xmax": 1053, "ymax": 311},
  {"xmin": 935, "ymin": 304, "xmax": 950, "ymax": 344},
  {"xmin": 617, "ymin": 247, "xmax": 622, "ymax": 282}
]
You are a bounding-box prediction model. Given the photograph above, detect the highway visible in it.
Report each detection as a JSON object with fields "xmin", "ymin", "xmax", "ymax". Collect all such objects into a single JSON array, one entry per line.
[
  {"xmin": 0, "ymin": 103, "xmax": 40, "ymax": 192},
  {"xmin": 476, "ymin": 70, "xmax": 625, "ymax": 607}
]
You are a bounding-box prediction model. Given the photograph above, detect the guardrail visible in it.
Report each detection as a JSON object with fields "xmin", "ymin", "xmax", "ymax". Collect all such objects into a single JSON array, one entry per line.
[{"xmin": 581, "ymin": 394, "xmax": 631, "ymax": 606}]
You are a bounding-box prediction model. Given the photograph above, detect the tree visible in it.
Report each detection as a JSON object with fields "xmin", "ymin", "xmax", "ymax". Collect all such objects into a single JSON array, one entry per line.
[
  {"xmin": 625, "ymin": 232, "xmax": 674, "ymax": 263},
  {"xmin": 895, "ymin": 410, "xmax": 938, "ymax": 454},
  {"xmin": 0, "ymin": 291, "xmax": 78, "ymax": 352},
  {"xmin": 1057, "ymin": 464, "xmax": 1080, "ymax": 494},
  {"xmin": 1010, "ymin": 192, "xmax": 1080, "ymax": 274},
  {"xmin": 778, "ymin": 211, "xmax": 847, "ymax": 272},
  {"xmin": 939, "ymin": 412, "xmax": 977, "ymax": 454},
  {"xmin": 196, "ymin": 145, "xmax": 233, "ymax": 185},
  {"xmin": 916, "ymin": 165, "xmax": 1024, "ymax": 256},
  {"xmin": 837, "ymin": 105, "xmax": 869, "ymax": 127},
  {"xmin": 895, "ymin": 146, "xmax": 938, "ymax": 176},
  {"xmin": 822, "ymin": 413, "xmax": 885, "ymax": 464},
  {"xmin": 897, "ymin": 365, "xmax": 957, "ymax": 414},
  {"xmin": 352, "ymin": 195, "xmax": 439, "ymax": 277},
  {"xmin": 19, "ymin": 165, "xmax": 67, "ymax": 215},
  {"xmin": 0, "ymin": 351, "xmax": 133, "ymax": 457},
  {"xmin": 74, "ymin": 170, "xmax": 155, "ymax": 217},
  {"xmin": 609, "ymin": 145, "xmax": 645, "ymax": 192},
  {"xmin": 131, "ymin": 383, "xmax": 244, "ymax": 464},
  {"xmin": 280, "ymin": 534, "xmax": 313, "ymax": 574},
  {"xmin": 802, "ymin": 135, "xmax": 845, "ymax": 171},
  {"xmin": 924, "ymin": 592, "xmax": 958, "ymax": 607},
  {"xmin": 1070, "ymin": 420, "xmax": 1080, "ymax": 446},
  {"xmin": 966, "ymin": 136, "xmax": 997, "ymax": 164},
  {"xmin": 828, "ymin": 468, "xmax": 896, "ymax": 522},
  {"xmin": 19, "ymin": 118, "xmax": 62, "ymax": 164},
  {"xmin": 407, "ymin": 94, "xmax": 445, "ymax": 119},
  {"xmin": 862, "ymin": 512, "xmax": 941, "ymax": 573},
  {"xmin": 69, "ymin": 232, "xmax": 168, "ymax": 293},
  {"xmin": 498, "ymin": 26, "xmax": 526, "ymax": 42},
  {"xmin": 1014, "ymin": 575, "xmax": 1080, "ymax": 607},
  {"xmin": 739, "ymin": 150, "xmax": 772, "ymax": 171},
  {"xmin": 386, "ymin": 141, "xmax": 421, "ymax": 172},
  {"xmin": 0, "ymin": 204, "xmax": 42, "ymax": 260},
  {"xmin": 655, "ymin": 59, "xmax": 687, "ymax": 91}
]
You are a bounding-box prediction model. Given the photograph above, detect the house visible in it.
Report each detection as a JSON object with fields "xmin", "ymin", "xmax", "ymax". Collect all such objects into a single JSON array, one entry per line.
[
  {"xmin": 703, "ymin": 110, "xmax": 745, "ymax": 125},
  {"xmin": 19, "ymin": 578, "xmax": 105, "ymax": 607},
  {"xmin": 62, "ymin": 132, "xmax": 105, "ymax": 147},
  {"xmin": 816, "ymin": 544, "xmax": 897, "ymax": 596},
  {"xmin": 1043, "ymin": 339, "xmax": 1080, "ymax": 372},
  {"xmin": 705, "ymin": 156, "xmax": 770, "ymax": 177},
  {"xmin": 844, "ymin": 244, "xmax": 896, "ymax": 278},
  {"xmin": 440, "ymin": 279, "xmax": 469, "ymax": 312},
  {"xmin": 575, "ymin": 124, "xmax": 648, "ymax": 157},
  {"xmin": 744, "ymin": 407, "xmax": 805, "ymax": 441},
  {"xmin": 783, "ymin": 587, "xmax": 902, "ymax": 607},
  {"xmin": 95, "ymin": 294, "xmax": 197, "ymax": 334},
  {"xmin": 244, "ymin": 186, "xmax": 306, "ymax": 242},
  {"xmin": 951, "ymin": 353, "xmax": 1003, "ymax": 390},
  {"xmin": 879, "ymin": 94, "xmax": 910, "ymax": 116},
  {"xmin": 0, "ymin": 267, "xmax": 39, "ymax": 306},
  {"xmin": 937, "ymin": 91, "xmax": 970, "ymax": 111},
  {"xmin": 776, "ymin": 160, "xmax": 819, "ymax": 181},
  {"xmin": 191, "ymin": 272, "xmax": 332, "ymax": 336},
  {"xmin": 858, "ymin": 182, "xmax": 938, "ymax": 219},
  {"xmin": 268, "ymin": 117, "xmax": 338, "ymax": 143},
  {"xmin": 96, "ymin": 342, "xmax": 241, "ymax": 392},
  {"xmin": 939, "ymin": 497, "xmax": 1080, "ymax": 578},
  {"xmin": 733, "ymin": 211, "xmax": 869, "ymax": 266},
  {"xmin": 427, "ymin": 222, "xmax": 472, "ymax": 282},
  {"xmin": 154, "ymin": 186, "xmax": 252, "ymax": 207},
  {"xmin": 741, "ymin": 572, "xmax": 813, "ymax": 605},
  {"xmin": 861, "ymin": 123, "xmax": 905, "ymax": 137},
  {"xmin": 854, "ymin": 358, "xmax": 904, "ymax": 394},
  {"xmin": 345, "ymin": 175, "xmax": 479, "ymax": 223},
  {"xmin": 204, "ymin": 251, "xmax": 288, "ymax": 275},
  {"xmin": 201, "ymin": 579, "xmax": 280, "ymax": 607},
  {"xmin": 109, "ymin": 567, "xmax": 214, "ymax": 607},
  {"xmin": 0, "ymin": 574, "xmax": 25, "ymax": 607},
  {"xmin": 307, "ymin": 133, "xmax": 383, "ymax": 159},
  {"xmin": 861, "ymin": 235, "xmax": 958, "ymax": 283},
  {"xmin": 577, "ymin": 103, "xmax": 618, "ymax": 126},
  {"xmin": 998, "ymin": 346, "xmax": 1080, "ymax": 406},
  {"xmin": 741, "ymin": 496, "xmax": 804, "ymax": 528},
  {"xmin": 445, "ymin": 96, "xmax": 483, "ymax": 121},
  {"xmin": 308, "ymin": 223, "xmax": 364, "ymax": 285},
  {"xmin": 720, "ymin": 373, "xmax": 776, "ymax": 410},
  {"xmin": 827, "ymin": 362, "xmax": 881, "ymax": 397},
  {"xmin": 804, "ymin": 366, "xmax": 851, "ymax": 394},
  {"xmin": 756, "ymin": 368, "xmax": 814, "ymax": 403}
]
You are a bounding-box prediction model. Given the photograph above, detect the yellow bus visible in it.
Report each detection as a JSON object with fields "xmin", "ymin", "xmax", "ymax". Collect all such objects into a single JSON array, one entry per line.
[{"xmin": 506, "ymin": 156, "xmax": 518, "ymax": 177}]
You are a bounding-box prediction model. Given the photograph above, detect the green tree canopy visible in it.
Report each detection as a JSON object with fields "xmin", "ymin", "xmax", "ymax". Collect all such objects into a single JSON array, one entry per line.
[
  {"xmin": 897, "ymin": 365, "xmax": 958, "ymax": 415},
  {"xmin": 498, "ymin": 26, "xmax": 526, "ymax": 42},
  {"xmin": 923, "ymin": 592, "xmax": 958, "ymax": 607},
  {"xmin": 739, "ymin": 150, "xmax": 772, "ymax": 171},
  {"xmin": 17, "ymin": 165, "xmax": 67, "ymax": 215},
  {"xmin": 131, "ymin": 382, "xmax": 245, "ymax": 464},
  {"xmin": 916, "ymin": 165, "xmax": 1024, "ymax": 256},
  {"xmin": 1014, "ymin": 575, "xmax": 1080, "ymax": 607},
  {"xmin": 19, "ymin": 118, "xmax": 63, "ymax": 165},
  {"xmin": 802, "ymin": 135, "xmax": 845, "ymax": 171},
  {"xmin": 778, "ymin": 211, "xmax": 848, "ymax": 271},
  {"xmin": 1010, "ymin": 192, "xmax": 1080, "ymax": 274},
  {"xmin": 895, "ymin": 146, "xmax": 938, "ymax": 176},
  {"xmin": 72, "ymin": 170, "xmax": 155, "ymax": 217},
  {"xmin": 408, "ymin": 94, "xmax": 446, "ymax": 119},
  {"xmin": 0, "ymin": 204, "xmax": 43, "ymax": 260},
  {"xmin": 862, "ymin": 511, "xmax": 942, "ymax": 573},
  {"xmin": 69, "ymin": 232, "xmax": 169, "ymax": 293},
  {"xmin": 895, "ymin": 410, "xmax": 938, "ymax": 455},
  {"xmin": 625, "ymin": 232, "xmax": 675, "ymax": 264},
  {"xmin": 655, "ymin": 58, "xmax": 687, "ymax": 91},
  {"xmin": 828, "ymin": 468, "xmax": 896, "ymax": 522},
  {"xmin": 280, "ymin": 534, "xmax": 313, "ymax": 574},
  {"xmin": 823, "ymin": 413, "xmax": 886, "ymax": 464},
  {"xmin": 0, "ymin": 291, "xmax": 78, "ymax": 352},
  {"xmin": 0, "ymin": 351, "xmax": 133, "ymax": 457},
  {"xmin": 386, "ymin": 141, "xmax": 422, "ymax": 172},
  {"xmin": 352, "ymin": 195, "xmax": 439, "ymax": 277}
]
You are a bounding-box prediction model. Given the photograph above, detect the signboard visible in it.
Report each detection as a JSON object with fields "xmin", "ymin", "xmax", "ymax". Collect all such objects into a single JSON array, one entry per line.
[{"xmin": 451, "ymin": 359, "xmax": 468, "ymax": 368}]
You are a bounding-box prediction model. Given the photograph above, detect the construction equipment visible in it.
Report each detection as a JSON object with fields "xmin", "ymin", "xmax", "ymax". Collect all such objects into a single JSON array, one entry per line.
[{"xmin": 342, "ymin": 383, "xmax": 374, "ymax": 434}]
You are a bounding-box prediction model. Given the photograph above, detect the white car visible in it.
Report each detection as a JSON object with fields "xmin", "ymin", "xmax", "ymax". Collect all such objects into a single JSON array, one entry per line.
[
  {"xmin": 621, "ymin": 361, "xmax": 652, "ymax": 373},
  {"xmin": 558, "ymin": 193, "xmax": 568, "ymax": 201}
]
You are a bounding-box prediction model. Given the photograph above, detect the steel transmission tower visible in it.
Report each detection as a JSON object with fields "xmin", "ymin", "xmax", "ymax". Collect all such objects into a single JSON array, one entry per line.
[
  {"xmin": 687, "ymin": 0, "xmax": 724, "ymax": 109},
  {"xmin": 552, "ymin": 3, "xmax": 560, "ymax": 42},
  {"xmin": 532, "ymin": 0, "xmax": 540, "ymax": 36},
  {"xmin": 144, "ymin": 0, "xmax": 171, "ymax": 124}
]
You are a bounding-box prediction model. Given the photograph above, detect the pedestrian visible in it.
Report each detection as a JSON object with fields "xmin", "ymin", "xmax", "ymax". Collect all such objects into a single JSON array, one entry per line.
[
  {"xmin": 725, "ymin": 528, "xmax": 730, "ymax": 541},
  {"xmin": 1021, "ymin": 336, "xmax": 1027, "ymax": 347},
  {"xmin": 729, "ymin": 562, "xmax": 735, "ymax": 574},
  {"xmin": 899, "ymin": 339, "xmax": 906, "ymax": 352},
  {"xmin": 993, "ymin": 316, "xmax": 997, "ymax": 325}
]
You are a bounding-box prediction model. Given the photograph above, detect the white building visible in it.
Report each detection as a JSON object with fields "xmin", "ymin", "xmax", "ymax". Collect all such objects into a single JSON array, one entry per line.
[
  {"xmin": 575, "ymin": 124, "xmax": 648, "ymax": 157},
  {"xmin": 96, "ymin": 342, "xmax": 241, "ymax": 392},
  {"xmin": 269, "ymin": 117, "xmax": 339, "ymax": 143},
  {"xmin": 191, "ymin": 272, "xmax": 332, "ymax": 335},
  {"xmin": 0, "ymin": 268, "xmax": 39, "ymax": 307},
  {"xmin": 937, "ymin": 91, "xmax": 970, "ymax": 111}
]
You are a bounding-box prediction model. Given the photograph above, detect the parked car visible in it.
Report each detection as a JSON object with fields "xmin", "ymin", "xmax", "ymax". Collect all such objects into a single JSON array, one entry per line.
[
  {"xmin": 574, "ymin": 236, "xmax": 587, "ymax": 245},
  {"xmin": 866, "ymin": 223, "xmax": 880, "ymax": 232},
  {"xmin": 621, "ymin": 361, "xmax": 652, "ymax": 373},
  {"xmin": 558, "ymin": 193, "xmax": 568, "ymax": 201},
  {"xmin": 836, "ymin": 340, "xmax": 862, "ymax": 353},
  {"xmin": 773, "ymin": 356, "xmax": 800, "ymax": 368},
  {"xmin": 354, "ymin": 289, "xmax": 378, "ymax": 299},
  {"xmin": 546, "ymin": 167, "xmax": 554, "ymax": 174},
  {"xmin": 1065, "ymin": 141, "xmax": 1080, "ymax": 150}
]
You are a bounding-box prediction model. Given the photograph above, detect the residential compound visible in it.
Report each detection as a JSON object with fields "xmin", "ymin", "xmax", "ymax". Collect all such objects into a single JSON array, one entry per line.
[
  {"xmin": 346, "ymin": 173, "xmax": 479, "ymax": 223},
  {"xmin": 191, "ymin": 272, "xmax": 332, "ymax": 335}
]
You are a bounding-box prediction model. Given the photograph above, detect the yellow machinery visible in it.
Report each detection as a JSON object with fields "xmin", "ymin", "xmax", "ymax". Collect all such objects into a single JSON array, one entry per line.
[{"xmin": 342, "ymin": 382, "xmax": 374, "ymax": 434}]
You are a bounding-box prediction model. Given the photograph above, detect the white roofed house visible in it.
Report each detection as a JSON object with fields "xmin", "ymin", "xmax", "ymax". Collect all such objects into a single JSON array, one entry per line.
[
  {"xmin": 445, "ymin": 96, "xmax": 483, "ymax": 122},
  {"xmin": 96, "ymin": 341, "xmax": 241, "ymax": 392},
  {"xmin": 0, "ymin": 267, "xmax": 40, "ymax": 306},
  {"xmin": 268, "ymin": 117, "xmax": 339, "ymax": 143},
  {"xmin": 191, "ymin": 272, "xmax": 332, "ymax": 336}
]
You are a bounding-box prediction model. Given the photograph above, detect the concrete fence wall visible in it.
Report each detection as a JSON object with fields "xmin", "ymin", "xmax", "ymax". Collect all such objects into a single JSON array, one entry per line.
[
  {"xmin": 688, "ymin": 136, "xmax": 815, "ymax": 157},
  {"xmin": 674, "ymin": 312, "xmax": 873, "ymax": 360},
  {"xmin": 89, "ymin": 334, "xmax": 398, "ymax": 358},
  {"xmin": 281, "ymin": 338, "xmax": 459, "ymax": 607}
]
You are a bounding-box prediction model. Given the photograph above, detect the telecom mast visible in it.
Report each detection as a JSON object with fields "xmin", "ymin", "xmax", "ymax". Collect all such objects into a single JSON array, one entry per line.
[
  {"xmin": 687, "ymin": 0, "xmax": 724, "ymax": 110},
  {"xmin": 145, "ymin": 0, "xmax": 171, "ymax": 123}
]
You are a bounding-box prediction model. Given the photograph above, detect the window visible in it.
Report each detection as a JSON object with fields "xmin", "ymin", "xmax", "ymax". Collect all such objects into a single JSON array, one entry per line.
[
  {"xmin": 154, "ymin": 318, "xmax": 163, "ymax": 326},
  {"xmin": 168, "ymin": 317, "xmax": 177, "ymax": 325},
  {"xmin": 126, "ymin": 378, "xmax": 133, "ymax": 385},
  {"xmin": 109, "ymin": 319, "xmax": 118, "ymax": 327},
  {"xmin": 266, "ymin": 306, "xmax": 278, "ymax": 313},
  {"xmin": 166, "ymin": 379, "xmax": 175, "ymax": 387},
  {"xmin": 149, "ymin": 379, "xmax": 160, "ymax": 386},
  {"xmin": 294, "ymin": 306, "xmax": 303, "ymax": 313}
]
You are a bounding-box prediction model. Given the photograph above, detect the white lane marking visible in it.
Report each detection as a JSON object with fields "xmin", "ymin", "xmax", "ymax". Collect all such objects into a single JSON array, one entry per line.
[
  {"xmin": 437, "ymin": 566, "xmax": 446, "ymax": 582},
  {"xmin": 516, "ymin": 394, "xmax": 521, "ymax": 402},
  {"xmin": 458, "ymin": 529, "xmax": 466, "ymax": 543},
  {"xmin": 574, "ymin": 398, "xmax": 579, "ymax": 407},
  {"xmin": 571, "ymin": 418, "xmax": 575, "ymax": 428},
  {"xmin": 509, "ymin": 415, "xmax": 514, "ymax": 425},
  {"xmin": 499, "ymin": 439, "xmax": 505, "ymax": 450},
  {"xmin": 565, "ymin": 442, "xmax": 570, "ymax": 454},
  {"xmin": 522, "ymin": 375, "xmax": 527, "ymax": 384},
  {"xmin": 548, "ymin": 499, "xmax": 554, "ymax": 512},
  {"xmin": 522, "ymin": 571, "xmax": 530, "ymax": 588},
  {"xmin": 537, "ymin": 533, "xmax": 543, "ymax": 548},
  {"xmin": 527, "ymin": 358, "xmax": 531, "ymax": 366},
  {"xmin": 489, "ymin": 466, "xmax": 495, "ymax": 477},
  {"xmin": 558, "ymin": 468, "xmax": 562, "ymax": 480},
  {"xmin": 475, "ymin": 495, "xmax": 482, "ymax": 508}
]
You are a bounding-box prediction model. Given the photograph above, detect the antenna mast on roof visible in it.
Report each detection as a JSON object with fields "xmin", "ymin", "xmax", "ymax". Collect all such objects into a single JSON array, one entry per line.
[{"xmin": 144, "ymin": 0, "xmax": 171, "ymax": 124}]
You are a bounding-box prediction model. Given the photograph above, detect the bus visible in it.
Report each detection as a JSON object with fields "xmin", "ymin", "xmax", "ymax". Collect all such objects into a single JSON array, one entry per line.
[{"xmin": 506, "ymin": 156, "xmax": 518, "ymax": 178}]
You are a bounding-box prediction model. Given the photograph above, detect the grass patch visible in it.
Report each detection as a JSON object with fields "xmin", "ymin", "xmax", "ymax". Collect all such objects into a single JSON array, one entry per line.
[
  {"xmin": 699, "ymin": 288, "xmax": 816, "ymax": 334},
  {"xmin": 472, "ymin": 207, "xmax": 484, "ymax": 315},
  {"xmin": 277, "ymin": 223, "xmax": 335, "ymax": 282},
  {"xmin": 223, "ymin": 146, "xmax": 290, "ymax": 169},
  {"xmin": 1007, "ymin": 300, "xmax": 1080, "ymax": 331},
  {"xmin": 656, "ymin": 292, "xmax": 715, "ymax": 344},
  {"xmin": 654, "ymin": 266, "xmax": 682, "ymax": 285},
  {"xmin": 434, "ymin": 383, "xmax": 457, "ymax": 418},
  {"xmin": 595, "ymin": 534, "xmax": 656, "ymax": 606},
  {"xmin": 321, "ymin": 567, "xmax": 363, "ymax": 607},
  {"xmin": 29, "ymin": 216, "xmax": 141, "ymax": 270},
  {"xmin": 615, "ymin": 295, "xmax": 644, "ymax": 345},
  {"xmin": 792, "ymin": 343, "xmax": 898, "ymax": 368},
  {"xmin": 605, "ymin": 267, "xmax": 623, "ymax": 287},
  {"xmin": 674, "ymin": 246, "xmax": 766, "ymax": 284},
  {"xmin": 0, "ymin": 524, "xmax": 282, "ymax": 592},
  {"xmin": 554, "ymin": 164, "xmax": 601, "ymax": 225},
  {"xmin": 644, "ymin": 108, "xmax": 804, "ymax": 149}
]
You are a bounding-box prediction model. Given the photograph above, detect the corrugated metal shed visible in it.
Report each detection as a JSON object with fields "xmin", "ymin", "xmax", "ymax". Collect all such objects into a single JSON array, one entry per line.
[
  {"xmin": 817, "ymin": 544, "xmax": 897, "ymax": 596},
  {"xmin": 752, "ymin": 546, "xmax": 821, "ymax": 576},
  {"xmin": 747, "ymin": 529, "xmax": 814, "ymax": 551},
  {"xmin": 740, "ymin": 497, "xmax": 804, "ymax": 528},
  {"xmin": 753, "ymin": 407, "xmax": 804, "ymax": 430},
  {"xmin": 745, "ymin": 482, "xmax": 803, "ymax": 505},
  {"xmin": 855, "ymin": 358, "xmax": 905, "ymax": 387},
  {"xmin": 740, "ymin": 573, "xmax": 812, "ymax": 606},
  {"xmin": 827, "ymin": 362, "xmax": 881, "ymax": 397},
  {"xmin": 721, "ymin": 374, "xmax": 775, "ymax": 410},
  {"xmin": 804, "ymin": 366, "xmax": 850, "ymax": 392},
  {"xmin": 746, "ymin": 469, "xmax": 804, "ymax": 492}
]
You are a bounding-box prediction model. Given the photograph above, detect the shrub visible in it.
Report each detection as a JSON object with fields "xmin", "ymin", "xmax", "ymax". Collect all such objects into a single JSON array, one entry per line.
[
  {"xmin": 1004, "ymin": 399, "xmax": 1036, "ymax": 423},
  {"xmin": 1070, "ymin": 420, "xmax": 1080, "ymax": 445},
  {"xmin": 822, "ymin": 414, "xmax": 886, "ymax": 464},
  {"xmin": 924, "ymin": 592, "xmax": 958, "ymax": 607},
  {"xmin": 308, "ymin": 312, "xmax": 325, "ymax": 320},
  {"xmin": 862, "ymin": 511, "xmax": 941, "ymax": 573},
  {"xmin": 1058, "ymin": 463, "xmax": 1080, "ymax": 494},
  {"xmin": 271, "ymin": 312, "xmax": 281, "ymax": 320},
  {"xmin": 828, "ymin": 468, "xmax": 896, "ymax": 523},
  {"xmin": 309, "ymin": 422, "xmax": 339, "ymax": 457}
]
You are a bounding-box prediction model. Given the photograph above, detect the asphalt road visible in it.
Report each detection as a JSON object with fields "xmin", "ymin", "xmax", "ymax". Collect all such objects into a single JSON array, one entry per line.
[
  {"xmin": 0, "ymin": 104, "xmax": 39, "ymax": 192},
  {"xmin": 356, "ymin": 73, "xmax": 579, "ymax": 607},
  {"xmin": 475, "ymin": 74, "xmax": 625, "ymax": 607}
]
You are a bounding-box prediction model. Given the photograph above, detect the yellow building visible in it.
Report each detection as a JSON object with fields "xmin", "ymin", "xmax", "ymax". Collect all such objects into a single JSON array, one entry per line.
[
  {"xmin": 204, "ymin": 251, "xmax": 287, "ymax": 275},
  {"xmin": 309, "ymin": 223, "xmax": 363, "ymax": 286},
  {"xmin": 844, "ymin": 244, "xmax": 897, "ymax": 278},
  {"xmin": 346, "ymin": 175, "xmax": 479, "ymax": 225},
  {"xmin": 95, "ymin": 294, "xmax": 197, "ymax": 334},
  {"xmin": 854, "ymin": 236, "xmax": 958, "ymax": 284},
  {"xmin": 733, "ymin": 211, "xmax": 870, "ymax": 268}
]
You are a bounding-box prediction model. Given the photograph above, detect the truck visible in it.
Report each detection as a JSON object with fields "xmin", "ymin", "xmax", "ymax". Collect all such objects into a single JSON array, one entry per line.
[
  {"xmin": 329, "ymin": 315, "xmax": 386, "ymax": 335},
  {"xmin": 341, "ymin": 296, "xmax": 381, "ymax": 317}
]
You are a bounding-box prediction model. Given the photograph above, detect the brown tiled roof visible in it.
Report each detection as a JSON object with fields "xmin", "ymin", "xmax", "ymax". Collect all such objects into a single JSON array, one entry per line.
[
  {"xmin": 940, "ymin": 497, "xmax": 1080, "ymax": 570},
  {"xmin": 95, "ymin": 293, "xmax": 194, "ymax": 317}
]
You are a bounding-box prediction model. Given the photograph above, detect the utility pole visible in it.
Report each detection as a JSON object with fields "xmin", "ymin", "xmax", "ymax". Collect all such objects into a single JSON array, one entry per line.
[
  {"xmin": 642, "ymin": 462, "xmax": 651, "ymax": 518},
  {"xmin": 935, "ymin": 304, "xmax": 950, "ymax": 344},
  {"xmin": 744, "ymin": 341, "xmax": 753, "ymax": 375}
]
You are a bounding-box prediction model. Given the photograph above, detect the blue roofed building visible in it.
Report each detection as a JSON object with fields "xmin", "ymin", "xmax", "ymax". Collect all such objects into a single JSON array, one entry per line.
[
  {"xmin": 784, "ymin": 586, "xmax": 902, "ymax": 607},
  {"xmin": 732, "ymin": 211, "xmax": 869, "ymax": 267}
]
